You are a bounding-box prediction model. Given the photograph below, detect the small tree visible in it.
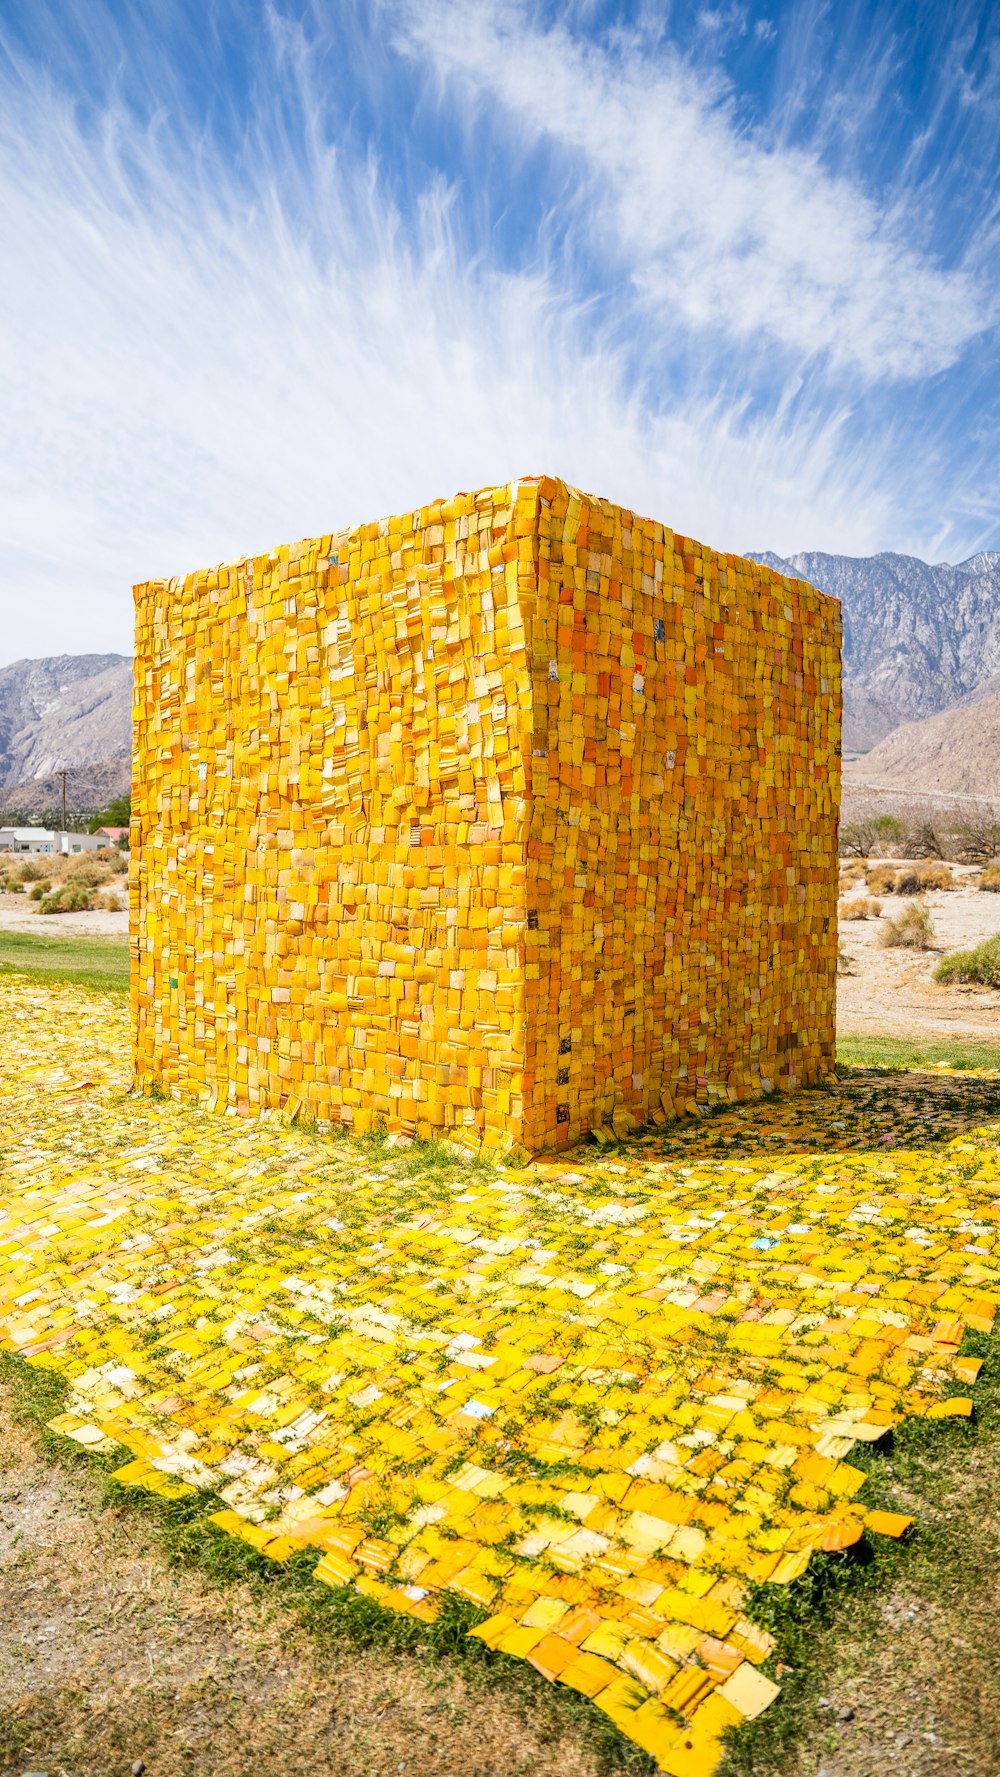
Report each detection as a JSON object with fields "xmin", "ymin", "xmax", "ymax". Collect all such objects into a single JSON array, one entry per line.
[
  {"xmin": 89, "ymin": 791, "xmax": 131, "ymax": 836},
  {"xmin": 839, "ymin": 812, "xmax": 904, "ymax": 858}
]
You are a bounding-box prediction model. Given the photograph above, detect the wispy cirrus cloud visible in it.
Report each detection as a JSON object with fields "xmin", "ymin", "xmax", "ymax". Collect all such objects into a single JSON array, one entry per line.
[
  {"xmin": 0, "ymin": 0, "xmax": 996, "ymax": 667},
  {"xmin": 394, "ymin": 0, "xmax": 990, "ymax": 381}
]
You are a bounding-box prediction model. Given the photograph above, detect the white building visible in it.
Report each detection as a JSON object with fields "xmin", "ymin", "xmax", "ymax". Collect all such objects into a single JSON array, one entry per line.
[
  {"xmin": 0, "ymin": 828, "xmax": 108, "ymax": 855},
  {"xmin": 0, "ymin": 827, "xmax": 58, "ymax": 853},
  {"xmin": 58, "ymin": 831, "xmax": 107, "ymax": 855}
]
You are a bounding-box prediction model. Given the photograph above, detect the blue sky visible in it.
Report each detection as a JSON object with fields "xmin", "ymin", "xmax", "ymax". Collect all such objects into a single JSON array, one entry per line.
[{"xmin": 0, "ymin": 0, "xmax": 997, "ymax": 665}]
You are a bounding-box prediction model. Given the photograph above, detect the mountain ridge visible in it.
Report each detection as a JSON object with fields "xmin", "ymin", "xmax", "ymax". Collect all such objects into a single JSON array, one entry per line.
[{"xmin": 746, "ymin": 548, "xmax": 1000, "ymax": 749}]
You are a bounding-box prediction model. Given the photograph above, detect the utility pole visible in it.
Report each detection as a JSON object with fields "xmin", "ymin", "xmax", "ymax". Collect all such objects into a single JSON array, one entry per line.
[{"xmin": 61, "ymin": 769, "xmax": 67, "ymax": 834}]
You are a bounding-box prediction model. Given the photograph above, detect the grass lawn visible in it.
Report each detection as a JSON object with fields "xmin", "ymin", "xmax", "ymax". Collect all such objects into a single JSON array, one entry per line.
[
  {"xmin": 836, "ymin": 1030, "xmax": 1000, "ymax": 1072},
  {"xmin": 0, "ymin": 929, "xmax": 129, "ymax": 994}
]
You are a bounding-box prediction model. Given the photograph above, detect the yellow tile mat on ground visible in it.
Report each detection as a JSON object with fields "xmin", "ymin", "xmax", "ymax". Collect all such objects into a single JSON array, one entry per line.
[{"xmin": 3, "ymin": 974, "xmax": 999, "ymax": 1774}]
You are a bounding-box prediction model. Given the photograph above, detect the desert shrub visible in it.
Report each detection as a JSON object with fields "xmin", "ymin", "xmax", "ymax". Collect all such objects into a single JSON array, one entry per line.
[
  {"xmin": 4, "ymin": 876, "xmax": 24, "ymax": 893},
  {"xmin": 64, "ymin": 855, "xmax": 112, "ymax": 887},
  {"xmin": 879, "ymin": 900, "xmax": 935, "ymax": 950},
  {"xmin": 839, "ymin": 897, "xmax": 882, "ymax": 920},
  {"xmin": 840, "ymin": 813, "xmax": 904, "ymax": 858},
  {"xmin": 950, "ymin": 815, "xmax": 1000, "ymax": 864},
  {"xmin": 866, "ymin": 861, "xmax": 953, "ymax": 896},
  {"xmin": 28, "ymin": 880, "xmax": 51, "ymax": 901},
  {"xmin": 38, "ymin": 882, "xmax": 96, "ymax": 914},
  {"xmin": 94, "ymin": 889, "xmax": 125, "ymax": 911},
  {"xmin": 104, "ymin": 848, "xmax": 128, "ymax": 875},
  {"xmin": 15, "ymin": 858, "xmax": 48, "ymax": 883},
  {"xmin": 896, "ymin": 862, "xmax": 953, "ymax": 894},
  {"xmin": 934, "ymin": 936, "xmax": 1000, "ymax": 989},
  {"xmin": 976, "ymin": 866, "xmax": 1000, "ymax": 892},
  {"xmin": 837, "ymin": 944, "xmax": 853, "ymax": 975}
]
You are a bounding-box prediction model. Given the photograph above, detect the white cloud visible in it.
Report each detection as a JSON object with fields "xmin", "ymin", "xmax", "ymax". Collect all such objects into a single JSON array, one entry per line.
[
  {"xmin": 0, "ymin": 2, "xmax": 994, "ymax": 667},
  {"xmin": 395, "ymin": 0, "xmax": 990, "ymax": 382}
]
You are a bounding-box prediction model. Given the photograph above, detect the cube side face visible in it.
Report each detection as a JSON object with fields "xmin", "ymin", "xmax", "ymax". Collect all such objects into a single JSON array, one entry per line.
[
  {"xmin": 132, "ymin": 482, "xmax": 538, "ymax": 1149},
  {"xmin": 520, "ymin": 480, "xmax": 841, "ymax": 1150}
]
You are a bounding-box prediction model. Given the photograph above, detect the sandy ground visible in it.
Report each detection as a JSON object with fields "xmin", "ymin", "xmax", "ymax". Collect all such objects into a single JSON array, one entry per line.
[
  {"xmin": 0, "ymin": 891, "xmax": 128, "ymax": 937},
  {"xmin": 0, "ymin": 1400, "xmax": 606, "ymax": 1777},
  {"xmin": 837, "ymin": 863, "xmax": 1000, "ymax": 1038}
]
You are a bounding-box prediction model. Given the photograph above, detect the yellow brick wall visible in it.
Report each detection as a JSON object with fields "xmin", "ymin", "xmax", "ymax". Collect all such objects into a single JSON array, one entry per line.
[
  {"xmin": 520, "ymin": 480, "xmax": 840, "ymax": 1150},
  {"xmin": 132, "ymin": 475, "xmax": 840, "ymax": 1152}
]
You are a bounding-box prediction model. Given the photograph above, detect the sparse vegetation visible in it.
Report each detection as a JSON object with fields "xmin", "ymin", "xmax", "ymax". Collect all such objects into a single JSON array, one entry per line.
[
  {"xmin": 934, "ymin": 934, "xmax": 1000, "ymax": 989},
  {"xmin": 840, "ymin": 800, "xmax": 1000, "ymax": 863},
  {"xmin": 1, "ymin": 843, "xmax": 127, "ymax": 913},
  {"xmin": 865, "ymin": 861, "xmax": 953, "ymax": 895},
  {"xmin": 977, "ymin": 864, "xmax": 1000, "ymax": 891},
  {"xmin": 839, "ymin": 896, "xmax": 882, "ymax": 920},
  {"xmin": 879, "ymin": 900, "xmax": 936, "ymax": 949},
  {"xmin": 839, "ymin": 812, "xmax": 905, "ymax": 857}
]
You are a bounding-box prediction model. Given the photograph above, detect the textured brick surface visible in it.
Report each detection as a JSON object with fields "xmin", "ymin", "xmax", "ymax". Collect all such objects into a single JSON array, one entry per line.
[{"xmin": 132, "ymin": 475, "xmax": 841, "ymax": 1150}]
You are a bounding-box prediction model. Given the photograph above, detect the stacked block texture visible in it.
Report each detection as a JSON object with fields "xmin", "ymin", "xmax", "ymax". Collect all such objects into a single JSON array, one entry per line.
[{"xmin": 132, "ymin": 476, "xmax": 841, "ymax": 1151}]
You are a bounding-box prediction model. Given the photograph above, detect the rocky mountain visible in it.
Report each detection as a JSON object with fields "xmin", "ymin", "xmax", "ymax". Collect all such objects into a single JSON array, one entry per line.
[
  {"xmin": 842, "ymin": 682, "xmax": 1000, "ymax": 799},
  {"xmin": 0, "ymin": 654, "xmax": 132, "ymax": 809},
  {"xmin": 748, "ymin": 548, "xmax": 1000, "ymax": 750}
]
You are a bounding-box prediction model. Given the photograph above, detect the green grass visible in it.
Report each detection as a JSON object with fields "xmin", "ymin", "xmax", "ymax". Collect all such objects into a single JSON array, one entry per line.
[
  {"xmin": 934, "ymin": 933, "xmax": 1000, "ymax": 989},
  {"xmin": 836, "ymin": 1030, "xmax": 1000, "ymax": 1072},
  {"xmin": 721, "ymin": 1325, "xmax": 1000, "ymax": 1775},
  {"xmin": 0, "ymin": 1349, "xmax": 654, "ymax": 1776},
  {"xmin": 0, "ymin": 930, "xmax": 129, "ymax": 994}
]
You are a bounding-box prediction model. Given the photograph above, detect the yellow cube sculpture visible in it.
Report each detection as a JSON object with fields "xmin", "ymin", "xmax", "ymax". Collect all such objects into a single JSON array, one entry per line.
[{"xmin": 132, "ymin": 476, "xmax": 841, "ymax": 1152}]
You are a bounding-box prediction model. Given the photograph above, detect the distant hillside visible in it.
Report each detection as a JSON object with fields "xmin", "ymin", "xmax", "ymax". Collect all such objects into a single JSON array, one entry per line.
[
  {"xmin": 843, "ymin": 682, "xmax": 1000, "ymax": 799},
  {"xmin": 747, "ymin": 548, "xmax": 1000, "ymax": 750},
  {"xmin": 0, "ymin": 756, "xmax": 131, "ymax": 822},
  {"xmin": 0, "ymin": 654, "xmax": 132, "ymax": 809}
]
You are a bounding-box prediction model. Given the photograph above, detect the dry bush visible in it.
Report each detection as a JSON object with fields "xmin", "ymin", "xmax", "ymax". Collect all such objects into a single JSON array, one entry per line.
[
  {"xmin": 38, "ymin": 882, "xmax": 97, "ymax": 915},
  {"xmin": 839, "ymin": 897, "xmax": 883, "ymax": 920},
  {"xmin": 840, "ymin": 799, "xmax": 1000, "ymax": 863},
  {"xmin": 866, "ymin": 861, "xmax": 953, "ymax": 897},
  {"xmin": 865, "ymin": 864, "xmax": 899, "ymax": 896},
  {"xmin": 65, "ymin": 855, "xmax": 113, "ymax": 887},
  {"xmin": 897, "ymin": 862, "xmax": 954, "ymax": 894},
  {"xmin": 840, "ymin": 814, "xmax": 905, "ymax": 858},
  {"xmin": 14, "ymin": 857, "xmax": 48, "ymax": 883},
  {"xmin": 880, "ymin": 900, "xmax": 936, "ymax": 950},
  {"xmin": 94, "ymin": 889, "xmax": 125, "ymax": 911},
  {"xmin": 977, "ymin": 866, "xmax": 1000, "ymax": 892}
]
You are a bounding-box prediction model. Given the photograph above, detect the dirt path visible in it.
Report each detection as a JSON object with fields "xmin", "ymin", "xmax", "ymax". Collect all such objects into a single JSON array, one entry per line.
[{"xmin": 0, "ymin": 1399, "xmax": 610, "ymax": 1777}]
